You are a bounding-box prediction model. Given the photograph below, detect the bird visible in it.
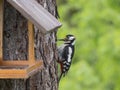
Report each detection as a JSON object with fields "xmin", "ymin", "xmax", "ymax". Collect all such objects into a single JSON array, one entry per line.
[{"xmin": 57, "ymin": 34, "xmax": 75, "ymax": 82}]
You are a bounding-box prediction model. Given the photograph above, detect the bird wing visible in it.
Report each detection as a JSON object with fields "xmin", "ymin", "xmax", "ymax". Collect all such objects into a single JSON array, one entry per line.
[
  {"xmin": 58, "ymin": 44, "xmax": 66, "ymax": 61},
  {"xmin": 62, "ymin": 45, "xmax": 69, "ymax": 62}
]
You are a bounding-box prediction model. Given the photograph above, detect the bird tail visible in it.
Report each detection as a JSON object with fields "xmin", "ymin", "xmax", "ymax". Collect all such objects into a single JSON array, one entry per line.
[{"xmin": 58, "ymin": 72, "xmax": 63, "ymax": 82}]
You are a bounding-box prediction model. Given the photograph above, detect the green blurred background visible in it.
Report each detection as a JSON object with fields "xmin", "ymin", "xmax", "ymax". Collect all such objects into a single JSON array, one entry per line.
[{"xmin": 57, "ymin": 0, "xmax": 120, "ymax": 90}]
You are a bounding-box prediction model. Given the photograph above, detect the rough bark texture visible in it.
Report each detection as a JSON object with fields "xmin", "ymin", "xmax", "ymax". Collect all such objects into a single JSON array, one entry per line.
[
  {"xmin": 3, "ymin": 0, "xmax": 28, "ymax": 60},
  {"xmin": 0, "ymin": 0, "xmax": 58, "ymax": 90}
]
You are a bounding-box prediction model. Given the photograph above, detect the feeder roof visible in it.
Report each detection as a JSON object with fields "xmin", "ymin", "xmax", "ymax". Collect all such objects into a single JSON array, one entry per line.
[{"xmin": 7, "ymin": 0, "xmax": 62, "ymax": 33}]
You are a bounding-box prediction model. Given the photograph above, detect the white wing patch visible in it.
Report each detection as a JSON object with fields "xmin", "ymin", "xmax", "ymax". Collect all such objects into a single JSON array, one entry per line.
[{"xmin": 68, "ymin": 47, "xmax": 72, "ymax": 62}]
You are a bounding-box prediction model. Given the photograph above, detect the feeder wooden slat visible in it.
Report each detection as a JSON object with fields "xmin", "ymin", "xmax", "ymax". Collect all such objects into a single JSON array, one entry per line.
[
  {"xmin": 27, "ymin": 61, "xmax": 43, "ymax": 73},
  {"xmin": 1, "ymin": 61, "xmax": 30, "ymax": 66},
  {"xmin": 28, "ymin": 21, "xmax": 35, "ymax": 64},
  {"xmin": 0, "ymin": 68, "xmax": 28, "ymax": 79},
  {"xmin": 0, "ymin": 0, "xmax": 3, "ymax": 61}
]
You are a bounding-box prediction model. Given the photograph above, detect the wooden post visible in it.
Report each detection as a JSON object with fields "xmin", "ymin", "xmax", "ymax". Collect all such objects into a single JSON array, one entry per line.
[
  {"xmin": 28, "ymin": 21, "xmax": 35, "ymax": 64},
  {"xmin": 0, "ymin": 0, "xmax": 3, "ymax": 61}
]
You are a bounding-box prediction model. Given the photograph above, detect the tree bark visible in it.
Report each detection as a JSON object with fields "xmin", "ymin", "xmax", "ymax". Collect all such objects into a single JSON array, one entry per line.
[{"xmin": 0, "ymin": 0, "xmax": 58, "ymax": 90}]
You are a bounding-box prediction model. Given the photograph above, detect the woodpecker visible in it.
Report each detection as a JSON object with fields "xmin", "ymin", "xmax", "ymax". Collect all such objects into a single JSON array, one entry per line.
[{"xmin": 57, "ymin": 34, "xmax": 75, "ymax": 82}]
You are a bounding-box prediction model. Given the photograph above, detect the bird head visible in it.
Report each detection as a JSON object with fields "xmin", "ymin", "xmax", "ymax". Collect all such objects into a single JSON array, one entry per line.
[{"xmin": 58, "ymin": 34, "xmax": 76, "ymax": 45}]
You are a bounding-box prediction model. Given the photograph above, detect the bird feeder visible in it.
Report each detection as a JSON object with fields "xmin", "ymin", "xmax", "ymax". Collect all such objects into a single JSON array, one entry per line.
[{"xmin": 0, "ymin": 0, "xmax": 62, "ymax": 79}]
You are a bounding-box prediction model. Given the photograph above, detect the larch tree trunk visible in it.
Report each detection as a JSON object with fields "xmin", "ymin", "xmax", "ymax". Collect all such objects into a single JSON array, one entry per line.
[{"xmin": 0, "ymin": 0, "xmax": 59, "ymax": 90}]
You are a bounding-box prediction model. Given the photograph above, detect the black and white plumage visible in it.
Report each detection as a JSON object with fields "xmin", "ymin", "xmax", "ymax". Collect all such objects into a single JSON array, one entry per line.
[{"xmin": 57, "ymin": 34, "xmax": 75, "ymax": 82}]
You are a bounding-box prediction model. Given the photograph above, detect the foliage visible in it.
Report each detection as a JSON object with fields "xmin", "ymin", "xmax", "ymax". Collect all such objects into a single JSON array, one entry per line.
[{"xmin": 57, "ymin": 0, "xmax": 120, "ymax": 90}]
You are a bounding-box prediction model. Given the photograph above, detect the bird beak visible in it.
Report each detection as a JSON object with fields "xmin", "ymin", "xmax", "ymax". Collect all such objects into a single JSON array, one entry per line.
[
  {"xmin": 57, "ymin": 38, "xmax": 67, "ymax": 41},
  {"xmin": 57, "ymin": 39, "xmax": 65, "ymax": 41}
]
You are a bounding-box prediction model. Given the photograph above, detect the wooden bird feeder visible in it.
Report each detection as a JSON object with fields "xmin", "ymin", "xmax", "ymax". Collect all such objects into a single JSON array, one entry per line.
[{"xmin": 0, "ymin": 0, "xmax": 61, "ymax": 79}]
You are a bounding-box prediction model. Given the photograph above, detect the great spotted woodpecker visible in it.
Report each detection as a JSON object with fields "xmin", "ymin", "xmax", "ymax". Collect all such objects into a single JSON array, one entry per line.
[{"xmin": 58, "ymin": 34, "xmax": 75, "ymax": 81}]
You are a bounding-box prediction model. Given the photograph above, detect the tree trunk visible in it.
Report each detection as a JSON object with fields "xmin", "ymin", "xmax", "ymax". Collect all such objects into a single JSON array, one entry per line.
[{"xmin": 0, "ymin": 0, "xmax": 58, "ymax": 90}]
